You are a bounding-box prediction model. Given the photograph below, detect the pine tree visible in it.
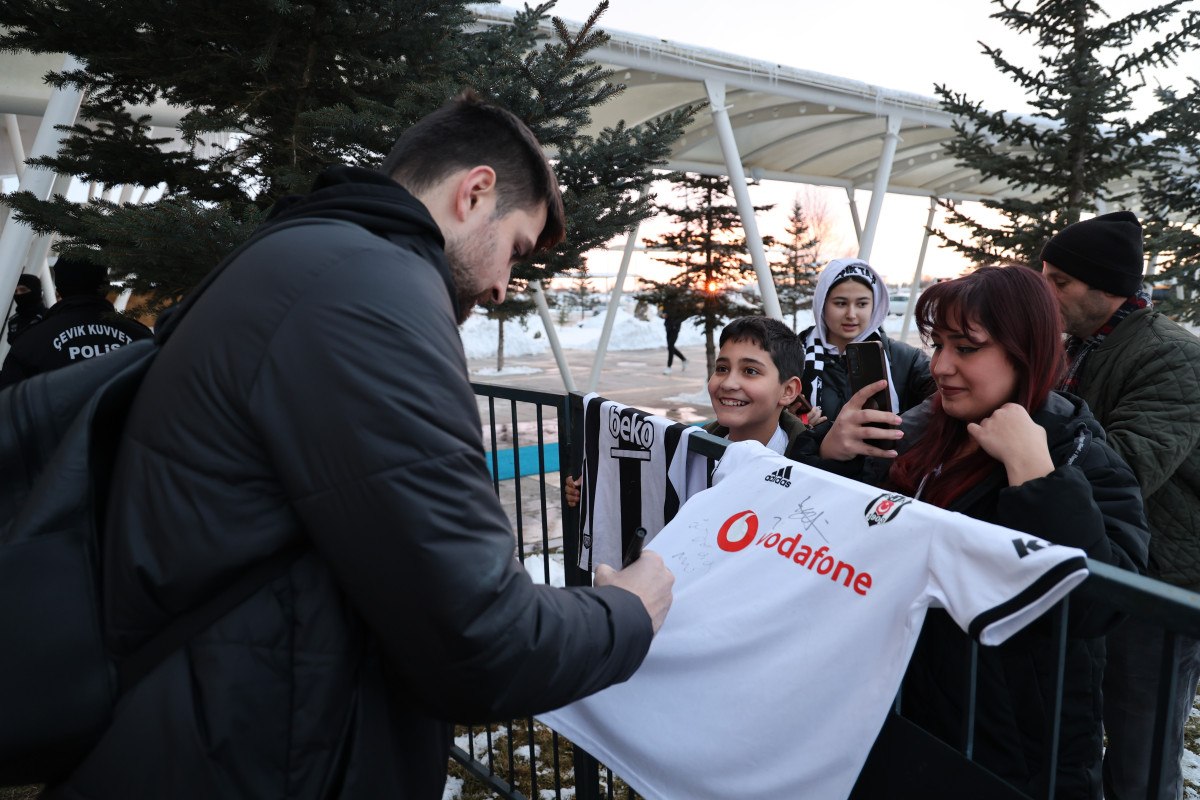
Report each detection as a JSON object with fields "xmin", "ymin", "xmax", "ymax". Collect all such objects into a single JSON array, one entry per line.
[
  {"xmin": 566, "ymin": 270, "xmax": 599, "ymax": 322},
  {"xmin": 484, "ymin": 291, "xmax": 538, "ymax": 372},
  {"xmin": 1139, "ymin": 79, "xmax": 1200, "ymax": 322},
  {"xmin": 932, "ymin": 0, "xmax": 1200, "ymax": 267},
  {"xmin": 0, "ymin": 1, "xmax": 693, "ymax": 310},
  {"xmin": 640, "ymin": 172, "xmax": 771, "ymax": 375},
  {"xmin": 772, "ymin": 196, "xmax": 821, "ymax": 331}
]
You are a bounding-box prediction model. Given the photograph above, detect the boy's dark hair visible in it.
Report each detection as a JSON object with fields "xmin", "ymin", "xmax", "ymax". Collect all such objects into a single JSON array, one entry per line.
[
  {"xmin": 718, "ymin": 316, "xmax": 803, "ymax": 382},
  {"xmin": 380, "ymin": 90, "xmax": 565, "ymax": 252}
]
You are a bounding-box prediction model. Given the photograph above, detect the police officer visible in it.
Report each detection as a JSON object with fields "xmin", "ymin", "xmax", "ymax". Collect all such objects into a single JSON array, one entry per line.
[
  {"xmin": 0, "ymin": 256, "xmax": 151, "ymax": 388},
  {"xmin": 6, "ymin": 273, "xmax": 48, "ymax": 344}
]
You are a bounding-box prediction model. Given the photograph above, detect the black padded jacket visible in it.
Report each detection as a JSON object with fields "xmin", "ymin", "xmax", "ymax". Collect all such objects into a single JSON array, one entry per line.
[
  {"xmin": 796, "ymin": 326, "xmax": 934, "ymax": 421},
  {"xmin": 48, "ymin": 168, "xmax": 652, "ymax": 800},
  {"xmin": 795, "ymin": 392, "xmax": 1149, "ymax": 799}
]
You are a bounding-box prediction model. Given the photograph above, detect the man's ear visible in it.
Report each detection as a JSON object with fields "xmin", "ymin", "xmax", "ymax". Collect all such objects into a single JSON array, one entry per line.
[
  {"xmin": 779, "ymin": 375, "xmax": 802, "ymax": 407},
  {"xmin": 452, "ymin": 165, "xmax": 498, "ymax": 222}
]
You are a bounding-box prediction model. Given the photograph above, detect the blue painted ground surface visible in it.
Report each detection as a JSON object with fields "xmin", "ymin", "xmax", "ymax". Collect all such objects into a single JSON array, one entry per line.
[{"xmin": 483, "ymin": 443, "xmax": 561, "ymax": 481}]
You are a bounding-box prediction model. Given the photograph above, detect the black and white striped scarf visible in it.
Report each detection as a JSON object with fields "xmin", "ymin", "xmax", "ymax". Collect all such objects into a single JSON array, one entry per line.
[{"xmin": 802, "ymin": 258, "xmax": 899, "ymax": 413}]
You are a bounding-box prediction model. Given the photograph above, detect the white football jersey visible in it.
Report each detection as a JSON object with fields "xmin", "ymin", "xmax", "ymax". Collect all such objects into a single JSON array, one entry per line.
[{"xmin": 543, "ymin": 440, "xmax": 1089, "ymax": 800}]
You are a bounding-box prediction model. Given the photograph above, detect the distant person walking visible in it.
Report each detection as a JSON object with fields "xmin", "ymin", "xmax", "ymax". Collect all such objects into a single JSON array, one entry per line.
[
  {"xmin": 661, "ymin": 303, "xmax": 690, "ymax": 375},
  {"xmin": 5, "ymin": 273, "xmax": 47, "ymax": 344},
  {"xmin": 0, "ymin": 257, "xmax": 151, "ymax": 389}
]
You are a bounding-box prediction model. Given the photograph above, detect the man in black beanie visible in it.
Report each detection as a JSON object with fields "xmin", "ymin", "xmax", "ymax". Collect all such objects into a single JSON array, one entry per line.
[
  {"xmin": 0, "ymin": 256, "xmax": 151, "ymax": 389},
  {"xmin": 6, "ymin": 273, "xmax": 48, "ymax": 344},
  {"xmin": 1043, "ymin": 210, "xmax": 1200, "ymax": 800}
]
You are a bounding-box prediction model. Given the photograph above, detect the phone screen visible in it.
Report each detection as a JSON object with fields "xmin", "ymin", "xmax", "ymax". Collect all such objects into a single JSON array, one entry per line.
[{"xmin": 846, "ymin": 341, "xmax": 890, "ymax": 412}]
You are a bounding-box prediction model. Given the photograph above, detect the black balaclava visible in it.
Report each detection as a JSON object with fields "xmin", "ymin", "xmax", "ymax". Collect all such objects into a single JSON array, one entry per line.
[{"xmin": 14, "ymin": 274, "xmax": 44, "ymax": 310}]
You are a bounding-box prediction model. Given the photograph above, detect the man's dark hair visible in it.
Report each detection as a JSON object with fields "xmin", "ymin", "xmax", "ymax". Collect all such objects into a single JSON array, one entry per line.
[
  {"xmin": 719, "ymin": 316, "xmax": 803, "ymax": 382},
  {"xmin": 380, "ymin": 90, "xmax": 565, "ymax": 251},
  {"xmin": 51, "ymin": 256, "xmax": 109, "ymax": 298}
]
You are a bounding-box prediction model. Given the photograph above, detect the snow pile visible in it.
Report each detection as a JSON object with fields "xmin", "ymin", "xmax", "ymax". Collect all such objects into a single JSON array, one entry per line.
[
  {"xmin": 523, "ymin": 552, "xmax": 566, "ymax": 587},
  {"xmin": 459, "ymin": 298, "xmax": 828, "ymax": 361},
  {"xmin": 459, "ymin": 312, "xmax": 550, "ymax": 360}
]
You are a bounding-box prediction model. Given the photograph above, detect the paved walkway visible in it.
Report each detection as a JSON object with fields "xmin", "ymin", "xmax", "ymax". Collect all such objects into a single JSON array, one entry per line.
[
  {"xmin": 468, "ymin": 341, "xmax": 715, "ymax": 555},
  {"xmin": 468, "ymin": 341, "xmax": 716, "ymax": 424}
]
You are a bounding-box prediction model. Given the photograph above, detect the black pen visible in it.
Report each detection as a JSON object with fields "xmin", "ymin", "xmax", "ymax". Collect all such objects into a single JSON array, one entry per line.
[{"xmin": 622, "ymin": 527, "xmax": 647, "ymax": 568}]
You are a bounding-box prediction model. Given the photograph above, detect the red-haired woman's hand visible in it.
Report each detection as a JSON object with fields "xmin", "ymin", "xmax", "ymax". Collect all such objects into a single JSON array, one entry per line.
[
  {"xmin": 818, "ymin": 380, "xmax": 903, "ymax": 461},
  {"xmin": 968, "ymin": 403, "xmax": 1054, "ymax": 486}
]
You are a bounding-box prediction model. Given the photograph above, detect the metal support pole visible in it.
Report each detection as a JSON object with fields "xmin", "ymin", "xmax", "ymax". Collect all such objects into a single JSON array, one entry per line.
[
  {"xmin": 704, "ymin": 79, "xmax": 783, "ymax": 320},
  {"xmin": 0, "ymin": 54, "xmax": 85, "ymax": 365},
  {"xmin": 857, "ymin": 115, "xmax": 903, "ymax": 262},
  {"xmin": 4, "ymin": 114, "xmax": 25, "ymax": 179},
  {"xmin": 113, "ymin": 286, "xmax": 133, "ymax": 313},
  {"xmin": 27, "ymin": 233, "xmax": 58, "ymax": 308},
  {"xmin": 845, "ymin": 186, "xmax": 863, "ymax": 245},
  {"xmin": 530, "ymin": 281, "xmax": 576, "ymax": 393},
  {"xmin": 900, "ymin": 197, "xmax": 938, "ymax": 343},
  {"xmin": 588, "ymin": 221, "xmax": 640, "ymax": 393}
]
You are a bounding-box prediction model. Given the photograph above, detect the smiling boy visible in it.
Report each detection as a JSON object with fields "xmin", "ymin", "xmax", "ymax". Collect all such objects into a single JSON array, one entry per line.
[
  {"xmin": 703, "ymin": 316, "xmax": 807, "ymax": 456},
  {"xmin": 563, "ymin": 316, "xmax": 807, "ymax": 510}
]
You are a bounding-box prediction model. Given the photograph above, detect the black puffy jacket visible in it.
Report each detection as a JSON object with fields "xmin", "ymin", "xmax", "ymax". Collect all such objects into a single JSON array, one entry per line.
[
  {"xmin": 49, "ymin": 167, "xmax": 652, "ymax": 799},
  {"xmin": 797, "ymin": 326, "xmax": 934, "ymax": 421},
  {"xmin": 798, "ymin": 392, "xmax": 1149, "ymax": 799}
]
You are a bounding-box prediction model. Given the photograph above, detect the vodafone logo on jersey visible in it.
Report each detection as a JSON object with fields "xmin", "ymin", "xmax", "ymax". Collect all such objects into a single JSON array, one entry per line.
[
  {"xmin": 716, "ymin": 510, "xmax": 759, "ymax": 552},
  {"xmin": 715, "ymin": 510, "xmax": 873, "ymax": 596}
]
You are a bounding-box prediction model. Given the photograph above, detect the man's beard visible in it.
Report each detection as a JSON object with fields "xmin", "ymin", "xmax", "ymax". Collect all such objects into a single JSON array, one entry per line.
[{"xmin": 445, "ymin": 224, "xmax": 497, "ymax": 326}]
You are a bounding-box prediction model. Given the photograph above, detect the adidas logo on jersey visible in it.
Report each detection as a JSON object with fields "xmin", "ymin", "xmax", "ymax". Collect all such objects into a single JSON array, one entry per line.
[{"xmin": 764, "ymin": 466, "xmax": 792, "ymax": 487}]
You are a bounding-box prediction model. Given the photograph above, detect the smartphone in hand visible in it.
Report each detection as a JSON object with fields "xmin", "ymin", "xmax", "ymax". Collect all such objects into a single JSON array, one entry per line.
[
  {"xmin": 846, "ymin": 341, "xmax": 890, "ymax": 412},
  {"xmin": 846, "ymin": 341, "xmax": 894, "ymax": 448}
]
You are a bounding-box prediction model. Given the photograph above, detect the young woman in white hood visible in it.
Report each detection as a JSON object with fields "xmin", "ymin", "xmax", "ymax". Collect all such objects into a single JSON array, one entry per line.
[{"xmin": 798, "ymin": 258, "xmax": 934, "ymax": 422}]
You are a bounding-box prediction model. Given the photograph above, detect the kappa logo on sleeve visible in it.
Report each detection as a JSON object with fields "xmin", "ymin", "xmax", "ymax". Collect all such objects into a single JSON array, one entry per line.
[
  {"xmin": 764, "ymin": 465, "xmax": 792, "ymax": 487},
  {"xmin": 863, "ymin": 493, "xmax": 912, "ymax": 526},
  {"xmin": 1012, "ymin": 537, "xmax": 1055, "ymax": 558}
]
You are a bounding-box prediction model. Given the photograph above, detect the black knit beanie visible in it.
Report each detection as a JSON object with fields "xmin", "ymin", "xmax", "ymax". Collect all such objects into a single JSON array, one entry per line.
[{"xmin": 1040, "ymin": 211, "xmax": 1145, "ymax": 297}]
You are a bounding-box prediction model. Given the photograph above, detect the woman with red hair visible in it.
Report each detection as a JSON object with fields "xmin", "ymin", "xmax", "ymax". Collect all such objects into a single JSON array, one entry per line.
[{"xmin": 802, "ymin": 266, "xmax": 1148, "ymax": 798}]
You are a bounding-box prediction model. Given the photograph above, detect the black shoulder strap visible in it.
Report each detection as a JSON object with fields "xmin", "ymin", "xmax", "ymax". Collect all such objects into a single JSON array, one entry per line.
[
  {"xmin": 117, "ymin": 540, "xmax": 307, "ymax": 693},
  {"xmin": 155, "ymin": 217, "xmax": 331, "ymax": 345},
  {"xmin": 115, "ymin": 217, "xmax": 332, "ymax": 693}
]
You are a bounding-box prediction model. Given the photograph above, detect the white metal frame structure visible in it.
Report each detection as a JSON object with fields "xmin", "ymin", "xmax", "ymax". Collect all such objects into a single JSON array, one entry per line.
[
  {"xmin": 0, "ymin": 10, "xmax": 1116, "ymax": 389},
  {"xmin": 473, "ymin": 6, "xmax": 1053, "ymax": 390}
]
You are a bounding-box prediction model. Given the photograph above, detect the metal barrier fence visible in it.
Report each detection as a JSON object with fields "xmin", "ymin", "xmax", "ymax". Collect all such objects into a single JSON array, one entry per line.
[{"xmin": 460, "ymin": 385, "xmax": 1200, "ymax": 800}]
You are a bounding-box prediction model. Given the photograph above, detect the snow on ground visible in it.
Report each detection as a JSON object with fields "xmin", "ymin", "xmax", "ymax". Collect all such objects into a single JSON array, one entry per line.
[
  {"xmin": 459, "ymin": 299, "xmax": 833, "ymax": 361},
  {"xmin": 474, "ymin": 365, "xmax": 543, "ymax": 377},
  {"xmin": 441, "ymin": 776, "xmax": 464, "ymax": 800},
  {"xmin": 1184, "ymin": 747, "xmax": 1200, "ymax": 795},
  {"xmin": 524, "ymin": 552, "xmax": 566, "ymax": 587}
]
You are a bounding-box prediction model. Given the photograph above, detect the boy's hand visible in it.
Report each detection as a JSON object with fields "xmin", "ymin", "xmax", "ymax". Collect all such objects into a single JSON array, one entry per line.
[
  {"xmin": 806, "ymin": 405, "xmax": 827, "ymax": 428},
  {"xmin": 564, "ymin": 475, "xmax": 581, "ymax": 508},
  {"xmin": 818, "ymin": 380, "xmax": 903, "ymax": 461},
  {"xmin": 595, "ymin": 551, "xmax": 675, "ymax": 634}
]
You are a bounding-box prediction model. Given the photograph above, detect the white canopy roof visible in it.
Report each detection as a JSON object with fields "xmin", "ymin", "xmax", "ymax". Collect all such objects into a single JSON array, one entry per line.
[{"xmin": 476, "ymin": 5, "xmax": 1043, "ymax": 204}]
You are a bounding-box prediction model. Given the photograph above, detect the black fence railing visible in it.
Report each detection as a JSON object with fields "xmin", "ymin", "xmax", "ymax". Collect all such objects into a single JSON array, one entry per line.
[{"xmin": 460, "ymin": 386, "xmax": 1200, "ymax": 800}]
